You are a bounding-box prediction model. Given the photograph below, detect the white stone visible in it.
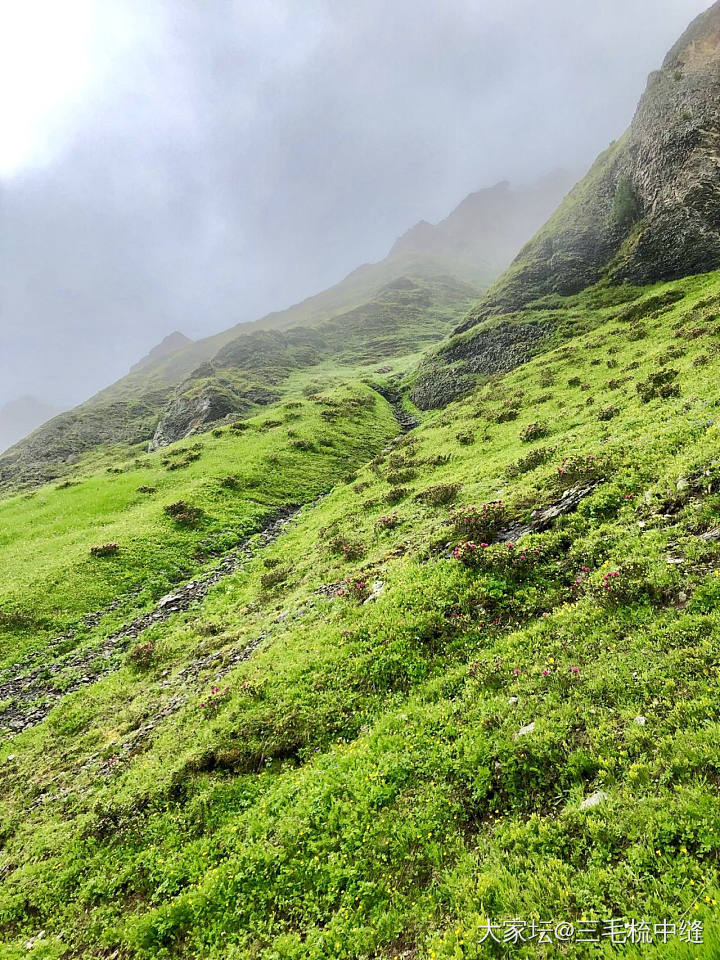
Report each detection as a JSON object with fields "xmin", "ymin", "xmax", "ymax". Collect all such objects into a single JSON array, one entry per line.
[
  {"xmin": 579, "ymin": 790, "xmax": 609, "ymax": 811},
  {"xmin": 363, "ymin": 580, "xmax": 386, "ymax": 603},
  {"xmin": 516, "ymin": 721, "xmax": 535, "ymax": 738},
  {"xmin": 634, "ymin": 715, "xmax": 647, "ymax": 725}
]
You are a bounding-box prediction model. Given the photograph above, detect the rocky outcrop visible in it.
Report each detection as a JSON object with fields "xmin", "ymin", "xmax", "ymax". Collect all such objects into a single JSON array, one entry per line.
[
  {"xmin": 411, "ymin": 320, "xmax": 548, "ymax": 409},
  {"xmin": 149, "ymin": 383, "xmax": 279, "ymax": 450},
  {"xmin": 460, "ymin": 0, "xmax": 720, "ymax": 330}
]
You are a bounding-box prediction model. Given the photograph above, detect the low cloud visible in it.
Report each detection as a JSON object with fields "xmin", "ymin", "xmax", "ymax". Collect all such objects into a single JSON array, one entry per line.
[{"xmin": 0, "ymin": 0, "xmax": 710, "ymax": 406}]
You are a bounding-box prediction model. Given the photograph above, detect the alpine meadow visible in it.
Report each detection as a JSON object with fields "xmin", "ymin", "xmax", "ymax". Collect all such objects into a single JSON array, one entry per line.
[{"xmin": 3, "ymin": 3, "xmax": 720, "ymax": 959}]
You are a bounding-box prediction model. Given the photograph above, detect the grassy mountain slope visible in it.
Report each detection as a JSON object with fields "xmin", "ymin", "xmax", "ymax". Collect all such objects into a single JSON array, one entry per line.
[
  {"xmin": 2, "ymin": 269, "xmax": 720, "ymax": 957},
  {"xmin": 148, "ymin": 274, "xmax": 478, "ymax": 449},
  {"xmin": 0, "ymin": 325, "xmax": 244, "ymax": 491},
  {"xmin": 0, "ymin": 382, "xmax": 396, "ymax": 673},
  {"xmin": 0, "ymin": 177, "xmax": 572, "ymax": 493}
]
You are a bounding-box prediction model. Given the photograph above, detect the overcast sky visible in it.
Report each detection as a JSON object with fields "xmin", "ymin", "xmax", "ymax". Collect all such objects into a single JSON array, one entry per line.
[{"xmin": 0, "ymin": 0, "xmax": 711, "ymax": 409}]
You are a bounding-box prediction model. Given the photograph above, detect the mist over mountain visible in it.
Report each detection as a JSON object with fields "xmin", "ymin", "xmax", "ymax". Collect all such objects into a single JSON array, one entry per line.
[
  {"xmin": 130, "ymin": 333, "xmax": 195, "ymax": 374},
  {"xmin": 460, "ymin": 0, "xmax": 720, "ymax": 327},
  {"xmin": 0, "ymin": 172, "xmax": 572, "ymax": 487},
  {"xmin": 0, "ymin": 396, "xmax": 62, "ymax": 455},
  {"xmin": 0, "ymin": 1, "xmax": 710, "ymax": 415},
  {"xmin": 411, "ymin": 0, "xmax": 720, "ymax": 409}
]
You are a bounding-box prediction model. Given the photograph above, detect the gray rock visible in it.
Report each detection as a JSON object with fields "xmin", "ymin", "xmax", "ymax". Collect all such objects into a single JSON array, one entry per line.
[
  {"xmin": 579, "ymin": 791, "xmax": 609, "ymax": 811},
  {"xmin": 516, "ymin": 721, "xmax": 535, "ymax": 738},
  {"xmin": 364, "ymin": 580, "xmax": 386, "ymax": 603}
]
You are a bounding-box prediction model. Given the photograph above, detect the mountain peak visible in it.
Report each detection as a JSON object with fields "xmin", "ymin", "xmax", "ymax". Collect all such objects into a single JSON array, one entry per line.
[
  {"xmin": 663, "ymin": 0, "xmax": 720, "ymax": 71},
  {"xmin": 130, "ymin": 331, "xmax": 194, "ymax": 373},
  {"xmin": 386, "ymin": 174, "xmax": 574, "ymax": 279},
  {"xmin": 462, "ymin": 1, "xmax": 720, "ymax": 326}
]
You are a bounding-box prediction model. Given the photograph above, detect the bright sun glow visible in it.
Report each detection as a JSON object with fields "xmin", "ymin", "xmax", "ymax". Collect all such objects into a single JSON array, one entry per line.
[{"xmin": 0, "ymin": 0, "xmax": 96, "ymax": 178}]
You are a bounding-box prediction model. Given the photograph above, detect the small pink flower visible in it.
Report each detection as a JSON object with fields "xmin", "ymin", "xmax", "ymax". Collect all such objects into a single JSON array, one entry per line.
[
  {"xmin": 571, "ymin": 666, "xmax": 579, "ymax": 675},
  {"xmin": 542, "ymin": 669, "xmax": 549, "ymax": 676}
]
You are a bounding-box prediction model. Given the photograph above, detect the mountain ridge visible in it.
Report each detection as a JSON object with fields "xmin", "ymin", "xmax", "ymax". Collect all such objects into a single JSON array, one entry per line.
[
  {"xmin": 0, "ymin": 174, "xmax": 572, "ymax": 490},
  {"xmin": 457, "ymin": 0, "xmax": 720, "ymax": 331}
]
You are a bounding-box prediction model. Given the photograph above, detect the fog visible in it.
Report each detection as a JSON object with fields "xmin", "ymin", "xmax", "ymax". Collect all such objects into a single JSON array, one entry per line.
[{"xmin": 0, "ymin": 0, "xmax": 711, "ymax": 411}]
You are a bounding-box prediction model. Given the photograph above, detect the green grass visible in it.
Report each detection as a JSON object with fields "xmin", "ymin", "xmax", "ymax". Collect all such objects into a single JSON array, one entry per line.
[
  {"xmin": 0, "ymin": 383, "xmax": 397, "ymax": 669},
  {"xmin": 2, "ymin": 272, "xmax": 720, "ymax": 957},
  {"xmin": 0, "ymin": 274, "xmax": 478, "ymax": 492}
]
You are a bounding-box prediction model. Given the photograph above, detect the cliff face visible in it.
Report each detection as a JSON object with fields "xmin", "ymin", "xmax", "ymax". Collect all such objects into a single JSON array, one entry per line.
[{"xmin": 460, "ymin": 0, "xmax": 720, "ymax": 329}]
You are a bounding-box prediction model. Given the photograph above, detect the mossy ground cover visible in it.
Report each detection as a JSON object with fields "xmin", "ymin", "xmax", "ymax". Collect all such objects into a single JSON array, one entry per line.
[{"xmin": 2, "ymin": 273, "xmax": 720, "ymax": 957}]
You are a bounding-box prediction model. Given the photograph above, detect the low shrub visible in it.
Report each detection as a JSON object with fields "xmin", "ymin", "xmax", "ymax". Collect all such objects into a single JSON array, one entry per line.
[
  {"xmin": 328, "ymin": 535, "xmax": 366, "ymax": 561},
  {"xmin": 90, "ymin": 543, "xmax": 119, "ymax": 558},
  {"xmin": 450, "ymin": 502, "xmax": 507, "ymax": 541},
  {"xmin": 385, "ymin": 487, "xmax": 410, "ymax": 505},
  {"xmin": 386, "ymin": 468, "xmax": 417, "ymax": 485},
  {"xmin": 200, "ymin": 685, "xmax": 231, "ymax": 717},
  {"xmin": 219, "ymin": 475, "xmax": 241, "ymax": 489},
  {"xmin": 336, "ymin": 577, "xmax": 370, "ymax": 602},
  {"xmin": 598, "ymin": 405, "xmax": 619, "ymax": 422},
  {"xmin": 416, "ymin": 482, "xmax": 462, "ymax": 506},
  {"xmin": 584, "ymin": 560, "xmax": 657, "ymax": 607},
  {"xmin": 164, "ymin": 501, "xmax": 204, "ymax": 526},
  {"xmin": 554, "ymin": 453, "xmax": 608, "ymax": 489},
  {"xmin": 126, "ymin": 640, "xmax": 156, "ymax": 670},
  {"xmin": 453, "ymin": 539, "xmax": 545, "ymax": 578},
  {"xmin": 505, "ymin": 446, "xmax": 556, "ymax": 478},
  {"xmin": 637, "ymin": 368, "xmax": 680, "ymax": 403},
  {"xmin": 260, "ymin": 567, "xmax": 290, "ymax": 591},
  {"xmin": 375, "ymin": 512, "xmax": 401, "ymax": 532},
  {"xmin": 520, "ymin": 421, "xmax": 549, "ymax": 443},
  {"xmin": 290, "ymin": 438, "xmax": 316, "ymax": 452},
  {"xmin": 493, "ymin": 406, "xmax": 520, "ymax": 423}
]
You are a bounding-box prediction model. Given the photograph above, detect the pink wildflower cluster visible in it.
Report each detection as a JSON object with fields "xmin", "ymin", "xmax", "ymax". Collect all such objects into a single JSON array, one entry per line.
[
  {"xmin": 538, "ymin": 665, "xmax": 580, "ymax": 678},
  {"xmin": 336, "ymin": 577, "xmax": 369, "ymax": 601},
  {"xmin": 126, "ymin": 639, "xmax": 155, "ymax": 668},
  {"xmin": 555, "ymin": 453, "xmax": 606, "ymax": 488},
  {"xmin": 568, "ymin": 566, "xmax": 592, "ymax": 597},
  {"xmin": 328, "ymin": 535, "xmax": 365, "ymax": 561},
  {"xmin": 450, "ymin": 501, "xmax": 507, "ymax": 540},
  {"xmin": 201, "ymin": 685, "xmax": 231, "ymax": 716},
  {"xmin": 453, "ymin": 538, "xmax": 544, "ymax": 577},
  {"xmin": 375, "ymin": 512, "xmax": 401, "ymax": 532},
  {"xmin": 452, "ymin": 541, "xmax": 485, "ymax": 567}
]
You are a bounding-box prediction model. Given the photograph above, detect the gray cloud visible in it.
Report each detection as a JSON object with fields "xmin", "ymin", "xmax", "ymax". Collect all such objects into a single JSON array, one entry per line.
[{"xmin": 0, "ymin": 0, "xmax": 711, "ymax": 407}]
